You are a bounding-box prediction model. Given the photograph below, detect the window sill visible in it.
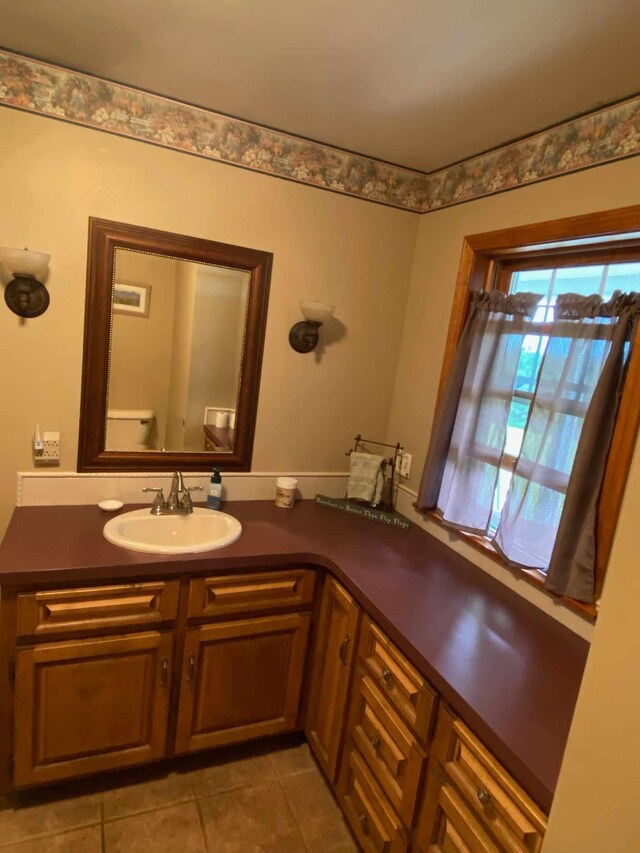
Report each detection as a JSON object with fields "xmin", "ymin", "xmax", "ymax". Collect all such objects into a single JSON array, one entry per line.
[{"xmin": 413, "ymin": 504, "xmax": 598, "ymax": 622}]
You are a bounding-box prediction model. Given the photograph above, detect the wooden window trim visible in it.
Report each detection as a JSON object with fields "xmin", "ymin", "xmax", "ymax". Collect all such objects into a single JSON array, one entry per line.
[{"xmin": 426, "ymin": 204, "xmax": 640, "ymax": 618}]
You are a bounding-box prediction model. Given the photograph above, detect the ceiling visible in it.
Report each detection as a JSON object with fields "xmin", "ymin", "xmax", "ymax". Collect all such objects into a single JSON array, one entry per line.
[{"xmin": 1, "ymin": 0, "xmax": 638, "ymax": 172}]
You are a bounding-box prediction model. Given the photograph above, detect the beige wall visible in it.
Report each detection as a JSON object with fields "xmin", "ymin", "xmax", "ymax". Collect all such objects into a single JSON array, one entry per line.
[
  {"xmin": 0, "ymin": 106, "xmax": 417, "ymax": 533},
  {"xmin": 109, "ymin": 252, "xmax": 178, "ymax": 447},
  {"xmin": 385, "ymin": 155, "xmax": 640, "ymax": 849},
  {"xmin": 165, "ymin": 261, "xmax": 196, "ymax": 450}
]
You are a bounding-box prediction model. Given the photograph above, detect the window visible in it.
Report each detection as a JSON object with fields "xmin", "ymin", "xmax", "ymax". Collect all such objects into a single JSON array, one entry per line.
[
  {"xmin": 420, "ymin": 206, "xmax": 640, "ymax": 615},
  {"xmin": 490, "ymin": 261, "xmax": 640, "ymax": 539}
]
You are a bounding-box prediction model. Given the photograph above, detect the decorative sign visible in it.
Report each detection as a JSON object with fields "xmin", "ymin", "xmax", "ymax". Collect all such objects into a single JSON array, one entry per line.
[{"xmin": 315, "ymin": 494, "xmax": 410, "ymax": 529}]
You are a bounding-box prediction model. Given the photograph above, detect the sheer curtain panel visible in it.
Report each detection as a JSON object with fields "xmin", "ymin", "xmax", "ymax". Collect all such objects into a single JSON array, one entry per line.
[{"xmin": 419, "ymin": 290, "xmax": 640, "ymax": 603}]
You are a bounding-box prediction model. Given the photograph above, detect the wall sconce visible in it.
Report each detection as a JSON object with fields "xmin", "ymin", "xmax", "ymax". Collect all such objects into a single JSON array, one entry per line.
[
  {"xmin": 289, "ymin": 300, "xmax": 335, "ymax": 353},
  {"xmin": 0, "ymin": 247, "xmax": 51, "ymax": 318}
]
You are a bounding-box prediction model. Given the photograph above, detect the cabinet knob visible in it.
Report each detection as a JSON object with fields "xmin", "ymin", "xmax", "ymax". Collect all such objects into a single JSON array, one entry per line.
[
  {"xmin": 370, "ymin": 735, "xmax": 380, "ymax": 751},
  {"xmin": 338, "ymin": 635, "xmax": 351, "ymax": 665},
  {"xmin": 160, "ymin": 656, "xmax": 169, "ymax": 686},
  {"xmin": 358, "ymin": 813, "xmax": 369, "ymax": 835},
  {"xmin": 381, "ymin": 666, "xmax": 392, "ymax": 684},
  {"xmin": 477, "ymin": 786, "xmax": 491, "ymax": 806}
]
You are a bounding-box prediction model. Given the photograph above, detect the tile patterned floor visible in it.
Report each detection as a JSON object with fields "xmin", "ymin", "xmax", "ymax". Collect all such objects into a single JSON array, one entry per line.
[{"xmin": 0, "ymin": 736, "xmax": 358, "ymax": 853}]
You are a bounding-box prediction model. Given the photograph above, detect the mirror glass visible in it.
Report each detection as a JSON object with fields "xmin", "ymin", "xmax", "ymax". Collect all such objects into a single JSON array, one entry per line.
[
  {"xmin": 78, "ymin": 218, "xmax": 272, "ymax": 473},
  {"xmin": 107, "ymin": 249, "xmax": 250, "ymax": 454}
]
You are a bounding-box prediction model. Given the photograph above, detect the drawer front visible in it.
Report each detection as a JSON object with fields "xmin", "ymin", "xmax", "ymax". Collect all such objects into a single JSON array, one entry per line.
[
  {"xmin": 415, "ymin": 765, "xmax": 500, "ymax": 853},
  {"xmin": 348, "ymin": 667, "xmax": 427, "ymax": 828},
  {"xmin": 17, "ymin": 581, "xmax": 180, "ymax": 638},
  {"xmin": 338, "ymin": 744, "xmax": 408, "ymax": 853},
  {"xmin": 188, "ymin": 569, "xmax": 315, "ymax": 618},
  {"xmin": 358, "ymin": 617, "xmax": 437, "ymax": 742},
  {"xmin": 432, "ymin": 708, "xmax": 546, "ymax": 853}
]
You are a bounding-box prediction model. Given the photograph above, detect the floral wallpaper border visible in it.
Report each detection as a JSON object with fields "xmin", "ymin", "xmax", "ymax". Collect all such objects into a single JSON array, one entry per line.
[{"xmin": 0, "ymin": 49, "xmax": 639, "ymax": 214}]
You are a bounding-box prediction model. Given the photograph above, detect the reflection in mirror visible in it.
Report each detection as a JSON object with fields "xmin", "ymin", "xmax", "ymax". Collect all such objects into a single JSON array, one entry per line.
[
  {"xmin": 107, "ymin": 249, "xmax": 249, "ymax": 453},
  {"xmin": 78, "ymin": 218, "xmax": 272, "ymax": 473}
]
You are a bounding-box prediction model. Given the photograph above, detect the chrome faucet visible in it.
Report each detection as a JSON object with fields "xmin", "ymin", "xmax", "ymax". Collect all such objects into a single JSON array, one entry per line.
[{"xmin": 143, "ymin": 472, "xmax": 202, "ymax": 515}]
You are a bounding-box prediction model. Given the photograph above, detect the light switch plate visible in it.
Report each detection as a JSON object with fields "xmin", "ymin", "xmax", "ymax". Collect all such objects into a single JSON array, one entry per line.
[{"xmin": 399, "ymin": 451, "xmax": 412, "ymax": 479}]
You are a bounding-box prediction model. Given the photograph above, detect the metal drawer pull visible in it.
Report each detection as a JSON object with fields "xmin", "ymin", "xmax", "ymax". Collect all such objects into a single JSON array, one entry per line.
[
  {"xmin": 370, "ymin": 735, "xmax": 380, "ymax": 750},
  {"xmin": 358, "ymin": 813, "xmax": 369, "ymax": 834},
  {"xmin": 160, "ymin": 657, "xmax": 169, "ymax": 686},
  {"xmin": 187, "ymin": 653, "xmax": 196, "ymax": 682},
  {"xmin": 381, "ymin": 666, "xmax": 392, "ymax": 684},
  {"xmin": 477, "ymin": 786, "xmax": 491, "ymax": 806},
  {"xmin": 339, "ymin": 635, "xmax": 351, "ymax": 665}
]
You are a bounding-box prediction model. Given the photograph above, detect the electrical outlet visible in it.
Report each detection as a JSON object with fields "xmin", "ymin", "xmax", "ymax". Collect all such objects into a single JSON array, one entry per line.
[
  {"xmin": 399, "ymin": 451, "xmax": 412, "ymax": 479},
  {"xmin": 34, "ymin": 431, "xmax": 60, "ymax": 467}
]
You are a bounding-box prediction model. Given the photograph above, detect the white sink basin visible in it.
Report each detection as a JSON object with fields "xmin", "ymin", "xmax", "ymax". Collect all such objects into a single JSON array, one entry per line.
[{"xmin": 103, "ymin": 507, "xmax": 242, "ymax": 554}]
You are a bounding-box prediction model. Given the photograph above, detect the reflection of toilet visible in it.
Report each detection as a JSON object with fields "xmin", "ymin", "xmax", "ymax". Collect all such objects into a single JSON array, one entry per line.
[{"xmin": 106, "ymin": 409, "xmax": 155, "ymax": 450}]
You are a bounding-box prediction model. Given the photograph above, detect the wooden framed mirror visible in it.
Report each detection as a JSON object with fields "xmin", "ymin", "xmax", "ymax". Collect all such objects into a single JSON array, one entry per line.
[{"xmin": 78, "ymin": 218, "xmax": 272, "ymax": 472}]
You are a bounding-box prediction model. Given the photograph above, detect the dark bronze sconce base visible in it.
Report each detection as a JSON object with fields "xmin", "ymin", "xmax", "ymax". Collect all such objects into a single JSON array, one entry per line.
[{"xmin": 289, "ymin": 320, "xmax": 321, "ymax": 353}]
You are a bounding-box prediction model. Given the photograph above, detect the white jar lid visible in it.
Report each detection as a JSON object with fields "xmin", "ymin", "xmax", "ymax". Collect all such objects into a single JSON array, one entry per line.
[{"xmin": 277, "ymin": 477, "xmax": 298, "ymax": 489}]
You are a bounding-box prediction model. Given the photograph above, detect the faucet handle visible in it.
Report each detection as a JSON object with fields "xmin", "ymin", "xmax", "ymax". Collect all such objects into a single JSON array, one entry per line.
[{"xmin": 142, "ymin": 487, "xmax": 166, "ymax": 515}]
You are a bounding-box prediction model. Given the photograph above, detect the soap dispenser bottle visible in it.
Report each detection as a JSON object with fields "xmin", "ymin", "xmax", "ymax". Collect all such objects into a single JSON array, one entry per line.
[{"xmin": 207, "ymin": 468, "xmax": 223, "ymax": 510}]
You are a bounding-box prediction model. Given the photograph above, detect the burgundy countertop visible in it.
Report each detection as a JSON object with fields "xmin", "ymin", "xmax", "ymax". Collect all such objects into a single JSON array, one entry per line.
[{"xmin": 0, "ymin": 499, "xmax": 589, "ymax": 811}]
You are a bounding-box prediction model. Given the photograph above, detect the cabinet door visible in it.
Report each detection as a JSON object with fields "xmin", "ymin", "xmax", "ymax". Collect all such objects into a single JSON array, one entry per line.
[
  {"xmin": 305, "ymin": 577, "xmax": 360, "ymax": 783},
  {"xmin": 175, "ymin": 612, "xmax": 310, "ymax": 753},
  {"xmin": 14, "ymin": 631, "xmax": 173, "ymax": 787}
]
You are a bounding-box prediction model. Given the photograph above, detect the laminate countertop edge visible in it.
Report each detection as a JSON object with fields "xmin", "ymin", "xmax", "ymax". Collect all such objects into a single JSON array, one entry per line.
[{"xmin": 0, "ymin": 500, "xmax": 590, "ymax": 812}]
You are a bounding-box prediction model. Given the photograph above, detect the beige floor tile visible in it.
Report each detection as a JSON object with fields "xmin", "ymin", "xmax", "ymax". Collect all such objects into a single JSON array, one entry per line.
[
  {"xmin": 270, "ymin": 740, "xmax": 317, "ymax": 778},
  {"xmin": 281, "ymin": 769, "xmax": 358, "ymax": 853},
  {"xmin": 104, "ymin": 801, "xmax": 206, "ymax": 853},
  {"xmin": 189, "ymin": 744, "xmax": 277, "ymax": 798},
  {"xmin": 199, "ymin": 780, "xmax": 306, "ymax": 853},
  {"xmin": 0, "ymin": 789, "xmax": 102, "ymax": 847},
  {"xmin": 4, "ymin": 825, "xmax": 103, "ymax": 852},
  {"xmin": 103, "ymin": 770, "xmax": 195, "ymax": 820}
]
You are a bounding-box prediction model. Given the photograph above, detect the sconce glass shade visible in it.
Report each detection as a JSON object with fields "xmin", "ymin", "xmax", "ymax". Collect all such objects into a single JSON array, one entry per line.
[
  {"xmin": 299, "ymin": 300, "xmax": 335, "ymax": 324},
  {"xmin": 289, "ymin": 300, "xmax": 335, "ymax": 353},
  {"xmin": 0, "ymin": 248, "xmax": 50, "ymax": 283}
]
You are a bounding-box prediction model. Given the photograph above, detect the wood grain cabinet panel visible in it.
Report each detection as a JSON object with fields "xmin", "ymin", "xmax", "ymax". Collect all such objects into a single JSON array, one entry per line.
[
  {"xmin": 358, "ymin": 617, "xmax": 437, "ymax": 743},
  {"xmin": 187, "ymin": 569, "xmax": 315, "ymax": 619},
  {"xmin": 13, "ymin": 631, "xmax": 173, "ymax": 787},
  {"xmin": 17, "ymin": 581, "xmax": 179, "ymax": 638},
  {"xmin": 338, "ymin": 743, "xmax": 408, "ymax": 853},
  {"xmin": 175, "ymin": 612, "xmax": 310, "ymax": 753},
  {"xmin": 305, "ymin": 577, "xmax": 360, "ymax": 783},
  {"xmin": 415, "ymin": 765, "xmax": 500, "ymax": 853},
  {"xmin": 346, "ymin": 666, "xmax": 427, "ymax": 828},
  {"xmin": 431, "ymin": 708, "xmax": 546, "ymax": 853}
]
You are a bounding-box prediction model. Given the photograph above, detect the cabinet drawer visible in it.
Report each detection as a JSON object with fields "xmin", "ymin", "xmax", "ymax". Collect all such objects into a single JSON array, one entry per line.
[
  {"xmin": 187, "ymin": 569, "xmax": 315, "ymax": 618},
  {"xmin": 17, "ymin": 581, "xmax": 180, "ymax": 638},
  {"xmin": 338, "ymin": 743, "xmax": 408, "ymax": 853},
  {"xmin": 415, "ymin": 764, "xmax": 500, "ymax": 853},
  {"xmin": 358, "ymin": 617, "xmax": 437, "ymax": 742},
  {"xmin": 432, "ymin": 708, "xmax": 546, "ymax": 853},
  {"xmin": 347, "ymin": 666, "xmax": 427, "ymax": 828}
]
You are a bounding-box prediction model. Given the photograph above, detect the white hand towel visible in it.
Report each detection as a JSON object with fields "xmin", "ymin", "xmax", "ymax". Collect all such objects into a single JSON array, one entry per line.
[{"xmin": 347, "ymin": 452, "xmax": 384, "ymax": 505}]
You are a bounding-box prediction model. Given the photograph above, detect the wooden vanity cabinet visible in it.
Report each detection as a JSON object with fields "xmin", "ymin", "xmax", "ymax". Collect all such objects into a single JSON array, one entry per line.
[
  {"xmin": 305, "ymin": 577, "xmax": 361, "ymax": 783},
  {"xmin": 414, "ymin": 706, "xmax": 547, "ymax": 853},
  {"xmin": 175, "ymin": 612, "xmax": 311, "ymax": 752},
  {"xmin": 6, "ymin": 569, "xmax": 315, "ymax": 791},
  {"xmin": 14, "ymin": 630, "xmax": 174, "ymax": 787}
]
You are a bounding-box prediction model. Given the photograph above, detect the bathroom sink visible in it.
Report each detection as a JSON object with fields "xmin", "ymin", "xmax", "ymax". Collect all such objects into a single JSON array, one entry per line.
[{"xmin": 103, "ymin": 507, "xmax": 242, "ymax": 554}]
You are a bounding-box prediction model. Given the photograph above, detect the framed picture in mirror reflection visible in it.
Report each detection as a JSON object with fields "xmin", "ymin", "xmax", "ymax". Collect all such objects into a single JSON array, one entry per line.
[{"xmin": 113, "ymin": 282, "xmax": 151, "ymax": 318}]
